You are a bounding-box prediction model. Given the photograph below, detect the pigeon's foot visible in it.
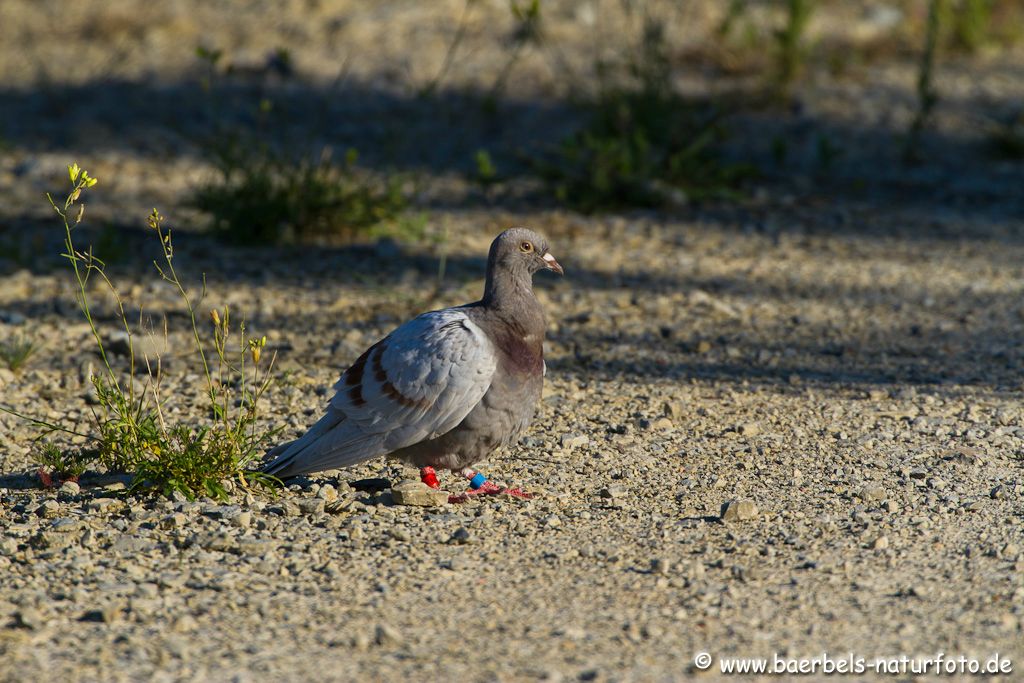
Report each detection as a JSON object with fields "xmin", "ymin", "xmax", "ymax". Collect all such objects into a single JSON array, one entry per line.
[
  {"xmin": 419, "ymin": 466, "xmax": 440, "ymax": 489},
  {"xmin": 447, "ymin": 469, "xmax": 533, "ymax": 503}
]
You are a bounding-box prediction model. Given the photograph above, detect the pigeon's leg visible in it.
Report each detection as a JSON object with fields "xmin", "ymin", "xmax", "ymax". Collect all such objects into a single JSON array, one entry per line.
[
  {"xmin": 448, "ymin": 468, "xmax": 532, "ymax": 502},
  {"xmin": 419, "ymin": 466, "xmax": 441, "ymax": 489}
]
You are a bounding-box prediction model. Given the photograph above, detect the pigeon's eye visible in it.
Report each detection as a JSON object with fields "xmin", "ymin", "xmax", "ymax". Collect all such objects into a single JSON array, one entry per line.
[{"xmin": 520, "ymin": 241, "xmax": 534, "ymax": 253}]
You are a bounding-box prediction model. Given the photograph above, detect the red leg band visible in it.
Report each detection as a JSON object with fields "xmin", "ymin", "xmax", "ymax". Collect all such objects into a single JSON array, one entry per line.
[{"xmin": 420, "ymin": 466, "xmax": 440, "ymax": 489}]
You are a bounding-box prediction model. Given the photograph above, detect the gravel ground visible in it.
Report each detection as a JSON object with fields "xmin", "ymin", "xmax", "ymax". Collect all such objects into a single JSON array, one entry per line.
[{"xmin": 1, "ymin": 2, "xmax": 1023, "ymax": 682}]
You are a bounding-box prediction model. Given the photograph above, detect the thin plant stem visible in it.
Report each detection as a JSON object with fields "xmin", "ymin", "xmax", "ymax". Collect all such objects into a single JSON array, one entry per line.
[
  {"xmin": 0, "ymin": 404, "xmax": 98, "ymax": 442},
  {"xmin": 48, "ymin": 191, "xmax": 118, "ymax": 387},
  {"xmin": 151, "ymin": 216, "xmax": 217, "ymax": 408},
  {"xmin": 422, "ymin": 0, "xmax": 475, "ymax": 97},
  {"xmin": 905, "ymin": 0, "xmax": 945, "ymax": 162}
]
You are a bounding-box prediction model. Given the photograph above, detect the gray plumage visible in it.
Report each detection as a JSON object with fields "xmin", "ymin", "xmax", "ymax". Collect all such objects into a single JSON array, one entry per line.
[{"xmin": 261, "ymin": 228, "xmax": 562, "ymax": 479}]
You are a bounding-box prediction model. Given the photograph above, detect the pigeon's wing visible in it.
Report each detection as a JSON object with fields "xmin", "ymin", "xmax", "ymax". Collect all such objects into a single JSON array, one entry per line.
[{"xmin": 261, "ymin": 308, "xmax": 497, "ymax": 476}]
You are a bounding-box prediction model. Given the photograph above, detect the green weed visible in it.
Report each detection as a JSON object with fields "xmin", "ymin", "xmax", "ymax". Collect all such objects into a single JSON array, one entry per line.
[
  {"xmin": 191, "ymin": 47, "xmax": 409, "ymax": 246},
  {"xmin": 473, "ymin": 149, "xmax": 498, "ymax": 188},
  {"xmin": 531, "ymin": 12, "xmax": 753, "ymax": 212},
  {"xmin": 949, "ymin": 0, "xmax": 992, "ymax": 53},
  {"xmin": 192, "ymin": 144, "xmax": 409, "ymax": 245},
  {"xmin": 815, "ymin": 134, "xmax": 843, "ymax": 171},
  {"xmin": 534, "ymin": 90, "xmax": 752, "ymax": 211},
  {"xmin": 1, "ymin": 165, "xmax": 280, "ymax": 499},
  {"xmin": 905, "ymin": 0, "xmax": 945, "ymax": 162},
  {"xmin": 36, "ymin": 442, "xmax": 93, "ymax": 485},
  {"xmin": 774, "ymin": 0, "xmax": 815, "ymax": 92},
  {"xmin": 0, "ymin": 334, "xmax": 38, "ymax": 372}
]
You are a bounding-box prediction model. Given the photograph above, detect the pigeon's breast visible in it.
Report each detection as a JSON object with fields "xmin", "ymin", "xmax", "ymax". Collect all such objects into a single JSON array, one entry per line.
[{"xmin": 496, "ymin": 330, "xmax": 544, "ymax": 377}]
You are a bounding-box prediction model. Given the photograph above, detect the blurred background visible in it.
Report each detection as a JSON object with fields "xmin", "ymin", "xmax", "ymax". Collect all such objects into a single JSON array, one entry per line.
[{"xmin": 1, "ymin": 0, "xmax": 1022, "ymax": 253}]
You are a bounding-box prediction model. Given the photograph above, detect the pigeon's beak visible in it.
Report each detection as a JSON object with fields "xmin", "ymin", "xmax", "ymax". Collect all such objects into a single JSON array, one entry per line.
[{"xmin": 542, "ymin": 252, "xmax": 564, "ymax": 275}]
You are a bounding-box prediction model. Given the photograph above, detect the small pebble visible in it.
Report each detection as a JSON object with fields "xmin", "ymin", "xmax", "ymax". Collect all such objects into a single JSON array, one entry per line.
[
  {"xmin": 58, "ymin": 480, "xmax": 81, "ymax": 496},
  {"xmin": 391, "ymin": 481, "xmax": 449, "ymax": 507},
  {"xmin": 721, "ymin": 500, "xmax": 759, "ymax": 521},
  {"xmin": 448, "ymin": 527, "xmax": 472, "ymax": 544}
]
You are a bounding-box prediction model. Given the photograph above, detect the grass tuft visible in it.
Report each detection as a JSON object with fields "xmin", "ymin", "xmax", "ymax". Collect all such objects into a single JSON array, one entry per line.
[
  {"xmin": 533, "ymin": 90, "xmax": 753, "ymax": 212},
  {"xmin": 0, "ymin": 334, "xmax": 38, "ymax": 372},
  {"xmin": 2, "ymin": 166, "xmax": 281, "ymax": 500},
  {"xmin": 192, "ymin": 145, "xmax": 409, "ymax": 245},
  {"xmin": 190, "ymin": 46, "xmax": 410, "ymax": 246},
  {"xmin": 531, "ymin": 13, "xmax": 753, "ymax": 212},
  {"xmin": 37, "ymin": 442, "xmax": 93, "ymax": 486}
]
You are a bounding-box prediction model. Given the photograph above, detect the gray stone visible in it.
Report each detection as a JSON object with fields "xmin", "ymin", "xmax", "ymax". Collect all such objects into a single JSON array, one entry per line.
[
  {"xmin": 316, "ymin": 484, "xmax": 338, "ymax": 502},
  {"xmin": 266, "ymin": 501, "xmax": 300, "ymax": 517},
  {"xmin": 37, "ymin": 500, "xmax": 61, "ymax": 518},
  {"xmin": 561, "ymin": 433, "xmax": 590, "ymax": 450},
  {"xmin": 129, "ymin": 598, "xmax": 160, "ymax": 618},
  {"xmin": 297, "ymin": 498, "xmax": 326, "ymax": 516},
  {"xmin": 325, "ymin": 498, "xmax": 355, "ymax": 514},
  {"xmin": 230, "ymin": 511, "xmax": 252, "ymax": 528},
  {"xmin": 374, "ymin": 623, "xmax": 402, "ymax": 646},
  {"xmin": 80, "ymin": 605, "xmax": 122, "ymax": 623},
  {"xmin": 87, "ymin": 498, "xmax": 123, "ymax": 513},
  {"xmin": 235, "ymin": 537, "xmax": 273, "ymax": 555},
  {"xmin": 599, "ymin": 485, "xmax": 626, "ymax": 499},
  {"xmin": 33, "ymin": 529, "xmax": 74, "ymax": 550},
  {"xmin": 858, "ymin": 485, "xmax": 886, "ymax": 503},
  {"xmin": 650, "ymin": 558, "xmax": 671, "ymax": 575},
  {"xmin": 663, "ymin": 401, "xmax": 685, "ymax": 418},
  {"xmin": 391, "ymin": 481, "xmax": 449, "ymax": 507},
  {"xmin": 15, "ymin": 607, "xmax": 45, "ymax": 630},
  {"xmin": 194, "ymin": 532, "xmax": 236, "ymax": 553},
  {"xmin": 110, "ymin": 536, "xmax": 150, "ymax": 554},
  {"xmin": 172, "ymin": 615, "xmax": 199, "ymax": 633},
  {"xmin": 161, "ymin": 513, "xmax": 187, "ymax": 529},
  {"xmin": 201, "ymin": 505, "xmax": 240, "ymax": 520},
  {"xmin": 721, "ymin": 500, "xmax": 759, "ymax": 522},
  {"xmin": 736, "ymin": 422, "xmax": 761, "ymax": 437},
  {"xmin": 58, "ymin": 480, "xmax": 81, "ymax": 496},
  {"xmin": 449, "ymin": 527, "xmax": 472, "ymax": 544}
]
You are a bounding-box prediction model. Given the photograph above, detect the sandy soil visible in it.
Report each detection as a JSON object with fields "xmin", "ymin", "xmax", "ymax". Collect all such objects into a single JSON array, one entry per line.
[{"xmin": 1, "ymin": 2, "xmax": 1023, "ymax": 681}]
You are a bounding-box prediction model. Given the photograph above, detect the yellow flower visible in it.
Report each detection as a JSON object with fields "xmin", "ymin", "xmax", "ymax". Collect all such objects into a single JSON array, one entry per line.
[{"xmin": 248, "ymin": 335, "xmax": 267, "ymax": 364}]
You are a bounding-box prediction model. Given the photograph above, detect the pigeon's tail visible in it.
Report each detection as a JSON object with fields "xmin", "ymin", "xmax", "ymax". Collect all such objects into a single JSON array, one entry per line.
[{"xmin": 260, "ymin": 409, "xmax": 350, "ymax": 479}]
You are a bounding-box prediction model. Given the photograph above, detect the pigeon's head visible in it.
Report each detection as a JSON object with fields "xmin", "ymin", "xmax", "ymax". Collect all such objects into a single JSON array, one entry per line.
[{"xmin": 489, "ymin": 227, "xmax": 563, "ymax": 278}]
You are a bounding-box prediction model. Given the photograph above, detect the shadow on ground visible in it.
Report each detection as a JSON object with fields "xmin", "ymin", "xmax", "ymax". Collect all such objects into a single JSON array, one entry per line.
[
  {"xmin": 2, "ymin": 216, "xmax": 1022, "ymax": 392},
  {"xmin": 2, "ymin": 65, "xmax": 1023, "ymax": 395},
  {"xmin": 1, "ymin": 73, "xmax": 1023, "ymax": 240}
]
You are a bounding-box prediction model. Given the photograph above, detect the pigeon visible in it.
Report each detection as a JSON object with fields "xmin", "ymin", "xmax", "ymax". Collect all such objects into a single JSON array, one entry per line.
[{"xmin": 261, "ymin": 227, "xmax": 563, "ymax": 500}]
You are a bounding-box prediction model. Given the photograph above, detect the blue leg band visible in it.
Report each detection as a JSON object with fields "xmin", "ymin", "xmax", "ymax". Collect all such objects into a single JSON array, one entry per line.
[{"xmin": 469, "ymin": 473, "xmax": 488, "ymax": 489}]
